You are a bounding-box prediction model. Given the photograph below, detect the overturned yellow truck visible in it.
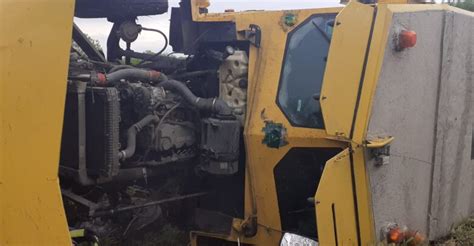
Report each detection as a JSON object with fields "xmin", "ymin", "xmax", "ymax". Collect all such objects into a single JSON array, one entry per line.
[{"xmin": 1, "ymin": 0, "xmax": 473, "ymax": 245}]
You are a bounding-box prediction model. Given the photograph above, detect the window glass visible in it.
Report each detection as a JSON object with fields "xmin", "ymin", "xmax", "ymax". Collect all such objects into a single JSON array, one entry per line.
[{"xmin": 277, "ymin": 14, "xmax": 335, "ymax": 129}]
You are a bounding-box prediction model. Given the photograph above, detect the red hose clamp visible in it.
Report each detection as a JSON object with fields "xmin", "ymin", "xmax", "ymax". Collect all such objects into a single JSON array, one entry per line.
[
  {"xmin": 148, "ymin": 70, "xmax": 162, "ymax": 81},
  {"xmin": 96, "ymin": 73, "xmax": 107, "ymax": 86}
]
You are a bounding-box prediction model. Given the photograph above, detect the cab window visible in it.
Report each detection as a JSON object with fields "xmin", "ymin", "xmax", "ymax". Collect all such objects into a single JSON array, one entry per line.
[{"xmin": 277, "ymin": 14, "xmax": 335, "ymax": 129}]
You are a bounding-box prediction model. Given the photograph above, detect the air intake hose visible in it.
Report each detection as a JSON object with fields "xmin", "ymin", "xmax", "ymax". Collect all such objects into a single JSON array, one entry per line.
[{"xmin": 158, "ymin": 79, "xmax": 234, "ymax": 117}]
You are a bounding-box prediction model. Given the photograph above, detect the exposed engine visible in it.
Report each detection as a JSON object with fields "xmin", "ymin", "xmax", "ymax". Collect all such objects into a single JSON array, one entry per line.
[{"xmin": 60, "ymin": 0, "xmax": 250, "ymax": 242}]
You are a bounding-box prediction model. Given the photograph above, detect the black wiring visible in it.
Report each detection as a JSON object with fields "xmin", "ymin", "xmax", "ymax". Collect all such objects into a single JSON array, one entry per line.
[{"xmin": 137, "ymin": 27, "xmax": 169, "ymax": 65}]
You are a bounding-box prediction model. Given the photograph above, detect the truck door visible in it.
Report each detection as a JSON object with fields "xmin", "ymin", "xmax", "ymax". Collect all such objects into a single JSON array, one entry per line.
[{"xmin": 316, "ymin": 2, "xmax": 376, "ymax": 245}]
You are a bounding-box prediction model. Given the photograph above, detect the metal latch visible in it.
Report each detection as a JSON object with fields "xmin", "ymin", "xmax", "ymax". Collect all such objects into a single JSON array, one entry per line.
[
  {"xmin": 367, "ymin": 136, "xmax": 394, "ymax": 166},
  {"xmin": 238, "ymin": 24, "xmax": 262, "ymax": 48}
]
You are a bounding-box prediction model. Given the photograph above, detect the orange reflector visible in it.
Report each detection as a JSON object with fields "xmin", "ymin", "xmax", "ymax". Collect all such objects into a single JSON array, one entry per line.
[
  {"xmin": 388, "ymin": 228, "xmax": 404, "ymax": 243},
  {"xmin": 399, "ymin": 30, "xmax": 417, "ymax": 49}
]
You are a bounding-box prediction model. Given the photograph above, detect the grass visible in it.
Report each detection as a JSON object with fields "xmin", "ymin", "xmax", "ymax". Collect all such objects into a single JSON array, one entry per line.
[{"xmin": 434, "ymin": 217, "xmax": 474, "ymax": 245}]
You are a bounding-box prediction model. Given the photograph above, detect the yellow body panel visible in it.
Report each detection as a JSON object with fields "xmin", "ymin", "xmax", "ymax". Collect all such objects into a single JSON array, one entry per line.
[
  {"xmin": 378, "ymin": 0, "xmax": 409, "ymax": 3},
  {"xmin": 351, "ymin": 5, "xmax": 392, "ymax": 145},
  {"xmin": 187, "ymin": 1, "xmax": 383, "ymax": 245},
  {"xmin": 188, "ymin": 2, "xmax": 380, "ymax": 245},
  {"xmin": 315, "ymin": 149, "xmax": 358, "ymax": 245},
  {"xmin": 0, "ymin": 0, "xmax": 74, "ymax": 244},
  {"xmin": 319, "ymin": 2, "xmax": 378, "ymax": 245},
  {"xmin": 334, "ymin": 5, "xmax": 397, "ymax": 246},
  {"xmin": 320, "ymin": 2, "xmax": 374, "ymax": 140},
  {"xmin": 350, "ymin": 146, "xmax": 375, "ymax": 244},
  {"xmin": 189, "ymin": 5, "xmax": 352, "ymax": 245}
]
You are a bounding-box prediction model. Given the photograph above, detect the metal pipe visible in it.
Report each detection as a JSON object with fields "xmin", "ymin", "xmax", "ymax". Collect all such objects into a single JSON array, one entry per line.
[
  {"xmin": 91, "ymin": 192, "xmax": 208, "ymax": 217},
  {"xmin": 118, "ymin": 115, "xmax": 159, "ymax": 160},
  {"xmin": 68, "ymin": 74, "xmax": 92, "ymax": 82}
]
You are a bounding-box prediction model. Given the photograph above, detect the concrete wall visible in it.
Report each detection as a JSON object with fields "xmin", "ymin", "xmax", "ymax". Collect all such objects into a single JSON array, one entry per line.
[
  {"xmin": 428, "ymin": 10, "xmax": 474, "ymax": 238},
  {"xmin": 366, "ymin": 9, "xmax": 473, "ymax": 240}
]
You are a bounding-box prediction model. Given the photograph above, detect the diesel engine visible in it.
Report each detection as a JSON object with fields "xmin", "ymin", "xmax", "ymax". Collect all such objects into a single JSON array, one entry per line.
[{"xmin": 60, "ymin": 0, "xmax": 249, "ymax": 241}]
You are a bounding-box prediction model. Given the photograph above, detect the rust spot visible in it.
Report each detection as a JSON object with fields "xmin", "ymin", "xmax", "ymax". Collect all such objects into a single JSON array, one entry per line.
[{"xmin": 260, "ymin": 108, "xmax": 267, "ymax": 121}]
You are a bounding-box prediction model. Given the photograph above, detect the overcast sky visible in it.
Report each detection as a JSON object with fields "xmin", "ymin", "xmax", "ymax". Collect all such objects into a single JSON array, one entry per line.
[{"xmin": 75, "ymin": 0, "xmax": 342, "ymax": 53}]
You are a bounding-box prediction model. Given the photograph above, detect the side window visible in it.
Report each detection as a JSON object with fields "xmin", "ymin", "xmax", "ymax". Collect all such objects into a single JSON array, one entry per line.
[{"xmin": 277, "ymin": 14, "xmax": 336, "ymax": 129}]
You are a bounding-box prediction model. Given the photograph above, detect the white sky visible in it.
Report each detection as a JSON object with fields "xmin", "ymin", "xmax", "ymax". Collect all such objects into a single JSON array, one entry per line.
[{"xmin": 74, "ymin": 0, "xmax": 342, "ymax": 53}]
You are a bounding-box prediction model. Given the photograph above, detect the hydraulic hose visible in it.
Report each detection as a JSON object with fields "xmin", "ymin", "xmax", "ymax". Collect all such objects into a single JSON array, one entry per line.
[
  {"xmin": 158, "ymin": 79, "xmax": 234, "ymax": 117},
  {"xmin": 119, "ymin": 115, "xmax": 159, "ymax": 160}
]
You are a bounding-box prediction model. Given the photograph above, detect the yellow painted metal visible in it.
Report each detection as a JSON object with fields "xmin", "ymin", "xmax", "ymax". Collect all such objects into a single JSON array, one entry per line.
[
  {"xmin": 196, "ymin": 0, "xmax": 210, "ymax": 8},
  {"xmin": 0, "ymin": 0, "xmax": 74, "ymax": 244},
  {"xmin": 190, "ymin": 0, "xmax": 235, "ymax": 22},
  {"xmin": 188, "ymin": 5, "xmax": 351, "ymax": 245},
  {"xmin": 315, "ymin": 5, "xmax": 379, "ymax": 243},
  {"xmin": 323, "ymin": 4, "xmax": 397, "ymax": 245},
  {"xmin": 350, "ymin": 145, "xmax": 375, "ymax": 244},
  {"xmin": 186, "ymin": 1, "xmax": 394, "ymax": 245},
  {"xmin": 221, "ymin": 8, "xmax": 344, "ymax": 244},
  {"xmin": 241, "ymin": 8, "xmax": 344, "ymax": 244},
  {"xmin": 320, "ymin": 1, "xmax": 375, "ymax": 140},
  {"xmin": 351, "ymin": 4, "xmax": 394, "ymax": 145},
  {"xmin": 315, "ymin": 149, "xmax": 358, "ymax": 245},
  {"xmin": 367, "ymin": 136, "xmax": 395, "ymax": 148},
  {"xmin": 346, "ymin": 7, "xmax": 395, "ymax": 245},
  {"xmin": 378, "ymin": 0, "xmax": 409, "ymax": 3}
]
